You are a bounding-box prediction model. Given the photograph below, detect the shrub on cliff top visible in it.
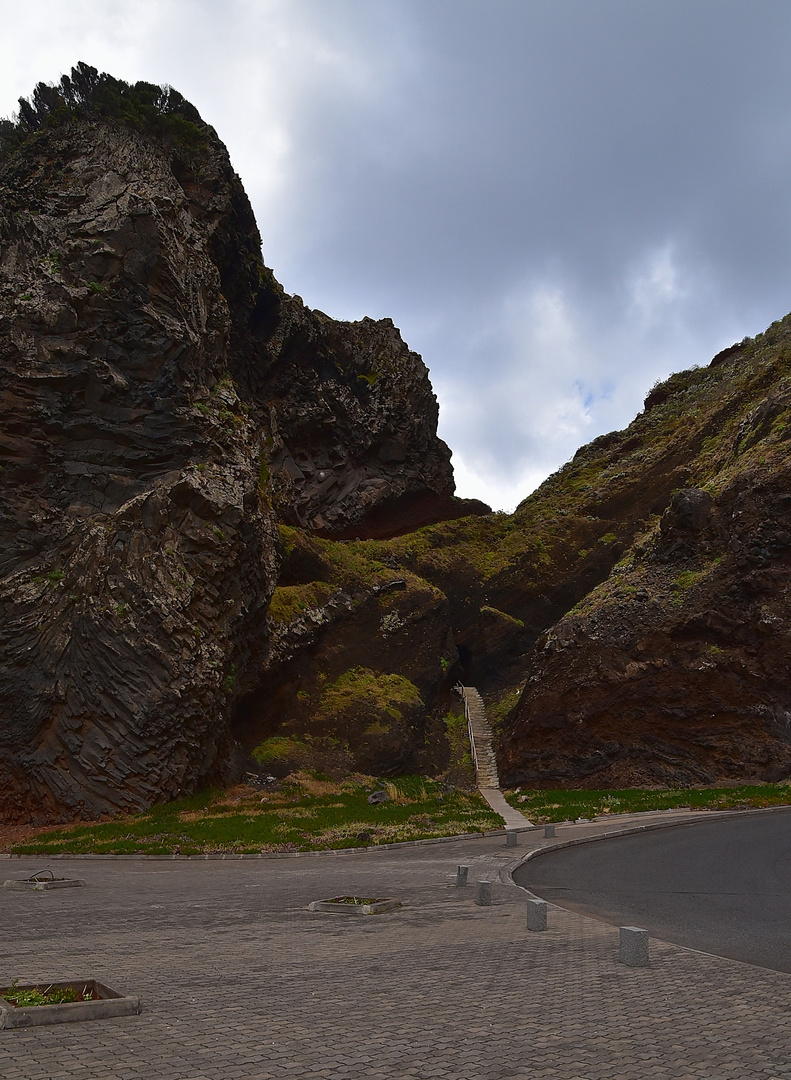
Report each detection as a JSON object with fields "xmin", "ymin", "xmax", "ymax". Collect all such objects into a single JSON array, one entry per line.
[{"xmin": 0, "ymin": 62, "xmax": 206, "ymax": 163}]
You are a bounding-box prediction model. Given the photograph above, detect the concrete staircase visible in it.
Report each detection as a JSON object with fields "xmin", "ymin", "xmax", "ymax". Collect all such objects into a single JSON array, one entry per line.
[
  {"xmin": 459, "ymin": 685, "xmax": 532, "ymax": 828},
  {"xmin": 462, "ymin": 686, "xmax": 500, "ymax": 787}
]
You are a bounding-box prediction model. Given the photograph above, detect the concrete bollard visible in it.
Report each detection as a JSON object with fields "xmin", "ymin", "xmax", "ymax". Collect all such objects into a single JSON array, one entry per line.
[
  {"xmin": 619, "ymin": 926, "xmax": 649, "ymax": 967},
  {"xmin": 526, "ymin": 898, "xmax": 548, "ymax": 932},
  {"xmin": 456, "ymin": 865, "xmax": 469, "ymax": 887},
  {"xmin": 506, "ymin": 830, "xmax": 518, "ymax": 847},
  {"xmin": 475, "ymin": 880, "xmax": 492, "ymax": 906},
  {"xmin": 544, "ymin": 824, "xmax": 556, "ymax": 838}
]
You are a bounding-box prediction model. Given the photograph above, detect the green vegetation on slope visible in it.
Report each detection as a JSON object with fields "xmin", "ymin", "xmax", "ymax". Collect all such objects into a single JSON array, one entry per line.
[
  {"xmin": 504, "ymin": 784, "xmax": 791, "ymax": 823},
  {"xmin": 12, "ymin": 774, "xmax": 502, "ymax": 855},
  {"xmin": 441, "ymin": 711, "xmax": 476, "ymax": 788},
  {"xmin": 275, "ymin": 524, "xmax": 444, "ymax": 597},
  {"xmin": 317, "ymin": 667, "xmax": 422, "ymax": 722},
  {"xmin": 267, "ymin": 581, "xmax": 334, "ymax": 624}
]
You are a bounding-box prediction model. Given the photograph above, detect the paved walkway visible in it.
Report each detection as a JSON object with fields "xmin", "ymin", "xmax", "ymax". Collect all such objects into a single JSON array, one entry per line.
[
  {"xmin": 2, "ymin": 809, "xmax": 791, "ymax": 1078},
  {"xmin": 479, "ymin": 786, "xmax": 531, "ymax": 830}
]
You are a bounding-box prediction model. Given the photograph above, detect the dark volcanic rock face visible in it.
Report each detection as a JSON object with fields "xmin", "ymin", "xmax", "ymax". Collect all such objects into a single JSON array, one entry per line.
[
  {"xmin": 0, "ymin": 100, "xmax": 458, "ymax": 822},
  {"xmin": 232, "ymin": 527, "xmax": 462, "ymax": 779},
  {"xmin": 0, "ymin": 118, "xmax": 280, "ymax": 821},
  {"xmin": 498, "ymin": 483, "xmax": 791, "ymax": 788},
  {"xmin": 341, "ymin": 317, "xmax": 791, "ymax": 789},
  {"xmin": 9, "ymin": 73, "xmax": 791, "ymax": 822},
  {"xmin": 497, "ymin": 325, "xmax": 791, "ymax": 788},
  {"xmin": 262, "ymin": 304, "xmax": 458, "ymax": 536}
]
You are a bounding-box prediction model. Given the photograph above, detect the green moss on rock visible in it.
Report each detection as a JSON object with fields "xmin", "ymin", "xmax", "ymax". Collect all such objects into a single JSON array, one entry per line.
[{"xmin": 318, "ymin": 667, "xmax": 422, "ymax": 723}]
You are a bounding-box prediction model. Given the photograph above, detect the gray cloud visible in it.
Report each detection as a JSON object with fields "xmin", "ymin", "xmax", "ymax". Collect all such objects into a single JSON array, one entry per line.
[{"xmin": 2, "ymin": 0, "xmax": 791, "ymax": 507}]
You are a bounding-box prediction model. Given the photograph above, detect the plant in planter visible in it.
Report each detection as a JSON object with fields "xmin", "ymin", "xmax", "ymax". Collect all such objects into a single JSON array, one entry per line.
[
  {"xmin": 308, "ymin": 895, "xmax": 401, "ymax": 915},
  {"xmin": 326, "ymin": 895, "xmax": 382, "ymax": 904},
  {"xmin": 0, "ymin": 979, "xmax": 140, "ymax": 1029},
  {"xmin": 3, "ymin": 980, "xmax": 94, "ymax": 1006}
]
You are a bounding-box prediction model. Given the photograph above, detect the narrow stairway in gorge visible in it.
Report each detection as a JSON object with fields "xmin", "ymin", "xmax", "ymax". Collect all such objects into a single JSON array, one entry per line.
[{"xmin": 459, "ymin": 686, "xmax": 532, "ymax": 828}]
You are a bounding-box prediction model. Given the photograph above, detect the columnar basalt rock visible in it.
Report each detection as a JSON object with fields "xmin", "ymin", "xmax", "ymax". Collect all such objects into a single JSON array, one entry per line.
[
  {"xmin": 0, "ymin": 117, "xmax": 280, "ymax": 821},
  {"xmin": 0, "ymin": 80, "xmax": 463, "ymax": 822}
]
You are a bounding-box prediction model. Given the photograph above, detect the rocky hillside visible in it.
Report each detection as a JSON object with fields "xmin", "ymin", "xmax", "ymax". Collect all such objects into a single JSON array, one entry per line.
[
  {"xmin": 0, "ymin": 67, "xmax": 479, "ymax": 822},
  {"xmin": 334, "ymin": 323, "xmax": 791, "ymax": 790},
  {"xmin": 232, "ymin": 324, "xmax": 791, "ymax": 793},
  {"xmin": 497, "ymin": 329, "xmax": 791, "ymax": 788},
  {"xmin": 4, "ymin": 66, "xmax": 791, "ymax": 823}
]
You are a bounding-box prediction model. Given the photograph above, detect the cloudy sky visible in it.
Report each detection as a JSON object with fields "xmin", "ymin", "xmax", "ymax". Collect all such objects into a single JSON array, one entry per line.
[{"xmin": 2, "ymin": 1, "xmax": 790, "ymax": 509}]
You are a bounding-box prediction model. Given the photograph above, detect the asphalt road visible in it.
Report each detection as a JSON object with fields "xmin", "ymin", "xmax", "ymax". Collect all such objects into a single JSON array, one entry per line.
[{"xmin": 513, "ymin": 807, "xmax": 791, "ymax": 973}]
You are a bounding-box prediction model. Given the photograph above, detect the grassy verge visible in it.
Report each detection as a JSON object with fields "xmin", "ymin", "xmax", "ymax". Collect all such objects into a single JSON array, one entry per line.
[
  {"xmin": 504, "ymin": 783, "xmax": 791, "ymax": 823},
  {"xmin": 13, "ymin": 774, "xmax": 502, "ymax": 856}
]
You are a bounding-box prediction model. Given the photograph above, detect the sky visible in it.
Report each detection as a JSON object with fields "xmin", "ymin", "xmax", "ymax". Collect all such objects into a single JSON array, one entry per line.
[{"xmin": 2, "ymin": 1, "xmax": 791, "ymax": 510}]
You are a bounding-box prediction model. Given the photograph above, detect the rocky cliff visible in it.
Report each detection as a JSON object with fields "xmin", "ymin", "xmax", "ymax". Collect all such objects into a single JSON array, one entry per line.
[
  {"xmin": 497, "ymin": 328, "xmax": 791, "ymax": 787},
  {"xmin": 234, "ymin": 325, "xmax": 791, "ymax": 793},
  {"xmin": 5, "ymin": 67, "xmax": 791, "ymax": 823},
  {"xmin": 339, "ymin": 322, "xmax": 791, "ymax": 790},
  {"xmin": 0, "ymin": 68, "xmax": 472, "ymax": 822}
]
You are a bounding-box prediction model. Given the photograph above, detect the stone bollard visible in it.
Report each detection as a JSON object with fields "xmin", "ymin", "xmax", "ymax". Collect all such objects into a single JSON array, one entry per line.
[
  {"xmin": 544, "ymin": 824, "xmax": 556, "ymax": 838},
  {"xmin": 526, "ymin": 898, "xmax": 548, "ymax": 932},
  {"xmin": 506, "ymin": 830, "xmax": 518, "ymax": 847},
  {"xmin": 476, "ymin": 880, "xmax": 492, "ymax": 906},
  {"xmin": 456, "ymin": 865, "xmax": 469, "ymax": 887},
  {"xmin": 619, "ymin": 926, "xmax": 649, "ymax": 967}
]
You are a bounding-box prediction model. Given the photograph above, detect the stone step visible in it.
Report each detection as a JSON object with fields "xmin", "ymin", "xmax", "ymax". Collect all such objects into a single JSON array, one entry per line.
[
  {"xmin": 460, "ymin": 685, "xmax": 532, "ymax": 826},
  {"xmin": 462, "ymin": 686, "xmax": 501, "ymax": 787}
]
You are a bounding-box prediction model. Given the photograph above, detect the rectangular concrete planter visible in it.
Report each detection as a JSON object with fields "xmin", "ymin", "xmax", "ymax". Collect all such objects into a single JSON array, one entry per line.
[
  {"xmin": 0, "ymin": 980, "xmax": 141, "ymax": 1029},
  {"xmin": 4, "ymin": 878, "xmax": 85, "ymax": 891},
  {"xmin": 308, "ymin": 898, "xmax": 401, "ymax": 915}
]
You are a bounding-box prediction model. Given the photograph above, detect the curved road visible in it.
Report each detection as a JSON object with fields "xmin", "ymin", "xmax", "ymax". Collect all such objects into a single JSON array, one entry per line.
[{"xmin": 513, "ymin": 807, "xmax": 791, "ymax": 972}]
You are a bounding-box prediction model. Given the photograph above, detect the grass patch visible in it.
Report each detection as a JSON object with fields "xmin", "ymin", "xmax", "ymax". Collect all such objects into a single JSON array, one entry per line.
[
  {"xmin": 12, "ymin": 774, "xmax": 502, "ymax": 856},
  {"xmin": 267, "ymin": 582, "xmax": 334, "ymax": 624},
  {"xmin": 251, "ymin": 736, "xmax": 308, "ymax": 766},
  {"xmin": 486, "ymin": 687, "xmax": 523, "ymax": 728},
  {"xmin": 480, "ymin": 605, "xmax": 524, "ymax": 627},
  {"xmin": 318, "ymin": 668, "xmax": 421, "ymax": 722},
  {"xmin": 441, "ymin": 712, "xmax": 476, "ymax": 788},
  {"xmin": 504, "ymin": 784, "xmax": 791, "ymax": 823}
]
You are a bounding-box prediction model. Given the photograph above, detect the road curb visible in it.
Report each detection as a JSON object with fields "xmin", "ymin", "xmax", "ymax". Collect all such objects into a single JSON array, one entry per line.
[{"xmin": 4, "ymin": 803, "xmax": 789, "ymax": 862}]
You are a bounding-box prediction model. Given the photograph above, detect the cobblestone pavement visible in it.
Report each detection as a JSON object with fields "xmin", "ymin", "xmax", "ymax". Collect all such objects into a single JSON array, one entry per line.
[{"xmin": 2, "ymin": 810, "xmax": 791, "ymax": 1079}]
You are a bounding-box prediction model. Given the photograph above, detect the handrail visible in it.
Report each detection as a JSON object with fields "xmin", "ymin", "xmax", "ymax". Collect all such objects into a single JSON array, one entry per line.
[
  {"xmin": 467, "ymin": 711, "xmax": 479, "ymax": 777},
  {"xmin": 455, "ymin": 684, "xmax": 479, "ymax": 778}
]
